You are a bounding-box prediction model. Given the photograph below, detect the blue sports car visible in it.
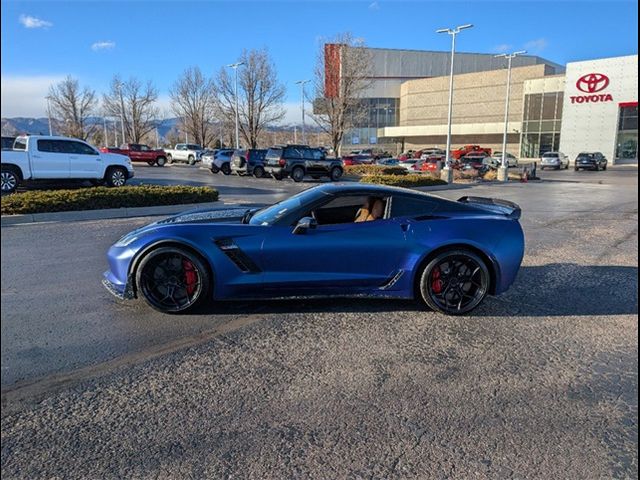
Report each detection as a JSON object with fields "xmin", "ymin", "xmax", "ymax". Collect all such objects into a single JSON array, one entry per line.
[{"xmin": 103, "ymin": 183, "xmax": 524, "ymax": 315}]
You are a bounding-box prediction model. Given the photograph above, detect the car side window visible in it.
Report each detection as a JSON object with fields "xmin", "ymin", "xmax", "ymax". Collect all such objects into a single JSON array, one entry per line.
[
  {"xmin": 390, "ymin": 196, "xmax": 437, "ymax": 219},
  {"xmin": 70, "ymin": 141, "xmax": 98, "ymax": 155},
  {"xmin": 140, "ymin": 145, "xmax": 150, "ymax": 151},
  {"xmin": 38, "ymin": 140, "xmax": 73, "ymax": 154}
]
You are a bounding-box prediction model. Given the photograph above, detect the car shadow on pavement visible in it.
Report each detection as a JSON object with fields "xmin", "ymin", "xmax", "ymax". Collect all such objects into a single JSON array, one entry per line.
[{"xmin": 192, "ymin": 263, "xmax": 638, "ymax": 318}]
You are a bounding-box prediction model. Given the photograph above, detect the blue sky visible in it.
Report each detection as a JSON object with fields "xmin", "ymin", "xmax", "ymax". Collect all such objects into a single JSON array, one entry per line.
[{"xmin": 1, "ymin": 0, "xmax": 638, "ymax": 121}]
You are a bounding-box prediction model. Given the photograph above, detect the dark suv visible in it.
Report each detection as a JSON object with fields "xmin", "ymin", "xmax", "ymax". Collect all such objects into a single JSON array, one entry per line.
[
  {"xmin": 575, "ymin": 152, "xmax": 607, "ymax": 171},
  {"xmin": 264, "ymin": 145, "xmax": 344, "ymax": 182},
  {"xmin": 230, "ymin": 149, "xmax": 268, "ymax": 177}
]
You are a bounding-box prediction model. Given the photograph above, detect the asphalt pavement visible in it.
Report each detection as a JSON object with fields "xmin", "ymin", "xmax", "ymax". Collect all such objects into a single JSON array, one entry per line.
[{"xmin": 1, "ymin": 165, "xmax": 638, "ymax": 478}]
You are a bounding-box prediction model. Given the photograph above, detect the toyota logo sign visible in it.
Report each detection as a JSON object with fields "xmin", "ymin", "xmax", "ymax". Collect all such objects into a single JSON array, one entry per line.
[
  {"xmin": 576, "ymin": 73, "xmax": 610, "ymax": 93},
  {"xmin": 570, "ymin": 72, "xmax": 614, "ymax": 104}
]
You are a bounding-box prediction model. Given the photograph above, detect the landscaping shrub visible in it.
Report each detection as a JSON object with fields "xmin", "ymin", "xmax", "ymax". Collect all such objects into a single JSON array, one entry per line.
[
  {"xmin": 345, "ymin": 164, "xmax": 407, "ymax": 176},
  {"xmin": 360, "ymin": 174, "xmax": 447, "ymax": 188},
  {"xmin": 1, "ymin": 185, "xmax": 219, "ymax": 215}
]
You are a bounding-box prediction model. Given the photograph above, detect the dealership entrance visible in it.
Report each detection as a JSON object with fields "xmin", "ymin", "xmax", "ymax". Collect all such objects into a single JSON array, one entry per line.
[{"xmin": 615, "ymin": 102, "xmax": 638, "ymax": 162}]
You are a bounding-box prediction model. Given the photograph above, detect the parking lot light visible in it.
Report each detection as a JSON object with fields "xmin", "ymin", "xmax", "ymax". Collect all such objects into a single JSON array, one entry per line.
[
  {"xmin": 227, "ymin": 62, "xmax": 245, "ymax": 149},
  {"xmin": 495, "ymin": 50, "xmax": 526, "ymax": 181},
  {"xmin": 437, "ymin": 24, "xmax": 474, "ymax": 183},
  {"xmin": 295, "ymin": 80, "xmax": 310, "ymax": 145}
]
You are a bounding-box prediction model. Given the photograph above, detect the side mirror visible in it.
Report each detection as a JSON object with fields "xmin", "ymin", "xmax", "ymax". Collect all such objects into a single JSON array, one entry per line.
[{"xmin": 293, "ymin": 216, "xmax": 317, "ymax": 235}]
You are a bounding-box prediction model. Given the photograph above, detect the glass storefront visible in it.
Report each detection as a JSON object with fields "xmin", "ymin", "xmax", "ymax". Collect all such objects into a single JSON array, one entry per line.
[
  {"xmin": 615, "ymin": 104, "xmax": 638, "ymax": 160},
  {"xmin": 344, "ymin": 98, "xmax": 400, "ymax": 146},
  {"xmin": 520, "ymin": 92, "xmax": 563, "ymax": 158}
]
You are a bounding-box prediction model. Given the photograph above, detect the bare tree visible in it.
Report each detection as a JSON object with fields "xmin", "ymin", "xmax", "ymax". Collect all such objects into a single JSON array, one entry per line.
[
  {"xmin": 214, "ymin": 49, "xmax": 286, "ymax": 148},
  {"xmin": 103, "ymin": 75, "xmax": 159, "ymax": 144},
  {"xmin": 309, "ymin": 33, "xmax": 373, "ymax": 156},
  {"xmin": 47, "ymin": 76, "xmax": 98, "ymax": 140},
  {"xmin": 169, "ymin": 67, "xmax": 217, "ymax": 147}
]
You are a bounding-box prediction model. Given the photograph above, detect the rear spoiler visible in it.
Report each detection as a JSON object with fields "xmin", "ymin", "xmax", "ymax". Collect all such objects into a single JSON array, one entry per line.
[{"xmin": 458, "ymin": 196, "xmax": 521, "ymax": 220}]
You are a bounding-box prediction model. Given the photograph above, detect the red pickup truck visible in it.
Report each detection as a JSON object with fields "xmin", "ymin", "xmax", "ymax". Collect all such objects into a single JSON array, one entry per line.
[
  {"xmin": 451, "ymin": 145, "xmax": 492, "ymax": 160},
  {"xmin": 100, "ymin": 143, "xmax": 168, "ymax": 167}
]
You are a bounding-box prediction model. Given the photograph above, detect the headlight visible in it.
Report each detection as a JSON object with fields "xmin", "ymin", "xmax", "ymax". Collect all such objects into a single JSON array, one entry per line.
[{"xmin": 114, "ymin": 232, "xmax": 141, "ymax": 247}]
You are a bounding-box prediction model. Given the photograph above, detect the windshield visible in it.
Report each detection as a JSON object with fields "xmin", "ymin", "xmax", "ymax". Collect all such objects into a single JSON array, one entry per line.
[
  {"xmin": 542, "ymin": 153, "xmax": 559, "ymax": 158},
  {"xmin": 249, "ymin": 188, "xmax": 326, "ymax": 226}
]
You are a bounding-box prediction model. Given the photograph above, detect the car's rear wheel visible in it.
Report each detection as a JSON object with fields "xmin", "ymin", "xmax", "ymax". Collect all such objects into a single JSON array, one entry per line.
[
  {"xmin": 330, "ymin": 167, "xmax": 343, "ymax": 182},
  {"xmin": 136, "ymin": 247, "xmax": 210, "ymax": 313},
  {"xmin": 166, "ymin": 154, "xmax": 173, "ymax": 164},
  {"xmin": 419, "ymin": 249, "xmax": 490, "ymax": 315},
  {"xmin": 188, "ymin": 155, "xmax": 196, "ymax": 166},
  {"xmin": 1, "ymin": 167, "xmax": 19, "ymax": 194},
  {"xmin": 156, "ymin": 157, "xmax": 166, "ymax": 167},
  {"xmin": 210, "ymin": 165, "xmax": 220, "ymax": 174},
  {"xmin": 253, "ymin": 166, "xmax": 265, "ymax": 178},
  {"xmin": 292, "ymin": 167, "xmax": 305, "ymax": 183},
  {"xmin": 221, "ymin": 163, "xmax": 231, "ymax": 175},
  {"xmin": 105, "ymin": 167, "xmax": 127, "ymax": 187}
]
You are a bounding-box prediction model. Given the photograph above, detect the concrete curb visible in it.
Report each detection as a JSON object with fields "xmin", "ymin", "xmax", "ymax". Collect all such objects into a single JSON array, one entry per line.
[
  {"xmin": 0, "ymin": 201, "xmax": 264, "ymax": 227},
  {"xmin": 1, "ymin": 183, "xmax": 473, "ymax": 227}
]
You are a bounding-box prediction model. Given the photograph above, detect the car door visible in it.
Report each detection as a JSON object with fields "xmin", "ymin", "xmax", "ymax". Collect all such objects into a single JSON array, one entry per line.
[
  {"xmin": 30, "ymin": 139, "xmax": 70, "ymax": 179},
  {"xmin": 260, "ymin": 195, "xmax": 406, "ymax": 295},
  {"xmin": 127, "ymin": 144, "xmax": 143, "ymax": 162},
  {"xmin": 68, "ymin": 140, "xmax": 101, "ymax": 178}
]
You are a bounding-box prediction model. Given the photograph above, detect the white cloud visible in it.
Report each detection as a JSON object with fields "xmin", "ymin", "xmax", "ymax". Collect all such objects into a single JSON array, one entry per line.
[
  {"xmin": 19, "ymin": 14, "xmax": 52, "ymax": 29},
  {"xmin": 91, "ymin": 41, "xmax": 116, "ymax": 51},
  {"xmin": 369, "ymin": 1, "xmax": 380, "ymax": 10},
  {"xmin": 493, "ymin": 44, "xmax": 513, "ymax": 54},
  {"xmin": 524, "ymin": 38, "xmax": 548, "ymax": 53},
  {"xmin": 1, "ymin": 75, "xmax": 67, "ymax": 117}
]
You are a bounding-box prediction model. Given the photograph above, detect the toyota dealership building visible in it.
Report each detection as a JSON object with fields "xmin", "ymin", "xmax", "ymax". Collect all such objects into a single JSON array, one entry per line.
[{"xmin": 327, "ymin": 45, "xmax": 638, "ymax": 163}]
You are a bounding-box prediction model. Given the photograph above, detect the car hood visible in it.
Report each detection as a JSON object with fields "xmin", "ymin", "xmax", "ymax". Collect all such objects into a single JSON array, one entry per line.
[
  {"xmin": 102, "ymin": 152, "xmax": 131, "ymax": 164},
  {"xmin": 155, "ymin": 207, "xmax": 251, "ymax": 225}
]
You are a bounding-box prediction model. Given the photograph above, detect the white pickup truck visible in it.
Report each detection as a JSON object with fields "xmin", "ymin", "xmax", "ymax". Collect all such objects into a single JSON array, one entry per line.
[
  {"xmin": 1, "ymin": 135, "xmax": 135, "ymax": 194},
  {"xmin": 164, "ymin": 143, "xmax": 204, "ymax": 165}
]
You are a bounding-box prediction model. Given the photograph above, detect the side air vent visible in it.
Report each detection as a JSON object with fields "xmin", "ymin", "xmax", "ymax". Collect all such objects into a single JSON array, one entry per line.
[{"xmin": 213, "ymin": 238, "xmax": 261, "ymax": 273}]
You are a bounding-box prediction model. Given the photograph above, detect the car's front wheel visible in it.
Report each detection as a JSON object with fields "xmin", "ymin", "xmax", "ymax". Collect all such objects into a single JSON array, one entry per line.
[
  {"xmin": 156, "ymin": 157, "xmax": 166, "ymax": 167},
  {"xmin": 330, "ymin": 167, "xmax": 343, "ymax": 182},
  {"xmin": 136, "ymin": 246, "xmax": 210, "ymax": 313},
  {"xmin": 419, "ymin": 249, "xmax": 490, "ymax": 315},
  {"xmin": 221, "ymin": 163, "xmax": 231, "ymax": 175},
  {"xmin": 188, "ymin": 155, "xmax": 196, "ymax": 166},
  {"xmin": 166, "ymin": 154, "xmax": 173, "ymax": 164}
]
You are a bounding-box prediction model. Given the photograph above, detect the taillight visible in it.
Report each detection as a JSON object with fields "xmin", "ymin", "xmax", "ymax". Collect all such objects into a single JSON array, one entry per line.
[{"xmin": 278, "ymin": 157, "xmax": 286, "ymax": 167}]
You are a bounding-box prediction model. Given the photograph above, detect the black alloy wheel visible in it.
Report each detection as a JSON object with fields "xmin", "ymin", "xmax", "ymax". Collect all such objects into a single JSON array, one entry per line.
[
  {"xmin": 419, "ymin": 250, "xmax": 490, "ymax": 315},
  {"xmin": 136, "ymin": 247, "xmax": 210, "ymax": 313}
]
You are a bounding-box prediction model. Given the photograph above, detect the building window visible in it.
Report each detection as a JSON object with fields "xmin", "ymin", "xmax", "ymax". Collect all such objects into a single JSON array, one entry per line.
[{"xmin": 520, "ymin": 91, "xmax": 563, "ymax": 158}]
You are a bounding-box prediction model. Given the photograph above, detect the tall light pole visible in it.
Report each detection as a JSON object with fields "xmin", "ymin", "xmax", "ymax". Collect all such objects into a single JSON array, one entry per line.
[
  {"xmin": 227, "ymin": 62, "xmax": 245, "ymax": 149},
  {"xmin": 295, "ymin": 79, "xmax": 310, "ymax": 144},
  {"xmin": 436, "ymin": 23, "xmax": 473, "ymax": 183},
  {"xmin": 495, "ymin": 50, "xmax": 526, "ymax": 182},
  {"xmin": 46, "ymin": 97, "xmax": 53, "ymax": 135}
]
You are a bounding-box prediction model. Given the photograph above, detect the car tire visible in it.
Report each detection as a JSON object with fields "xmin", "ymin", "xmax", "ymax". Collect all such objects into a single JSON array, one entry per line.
[
  {"xmin": 210, "ymin": 165, "xmax": 220, "ymax": 174},
  {"xmin": 136, "ymin": 246, "xmax": 210, "ymax": 314},
  {"xmin": 156, "ymin": 157, "xmax": 166, "ymax": 167},
  {"xmin": 330, "ymin": 167, "xmax": 343, "ymax": 182},
  {"xmin": 221, "ymin": 163, "xmax": 231, "ymax": 175},
  {"xmin": 188, "ymin": 155, "xmax": 196, "ymax": 166},
  {"xmin": 418, "ymin": 249, "xmax": 490, "ymax": 315},
  {"xmin": 105, "ymin": 167, "xmax": 127, "ymax": 187},
  {"xmin": 291, "ymin": 167, "xmax": 305, "ymax": 183},
  {"xmin": 166, "ymin": 154, "xmax": 173, "ymax": 164},
  {"xmin": 1, "ymin": 167, "xmax": 20, "ymax": 194},
  {"xmin": 603, "ymin": 164, "xmax": 607, "ymax": 171},
  {"xmin": 253, "ymin": 166, "xmax": 265, "ymax": 178}
]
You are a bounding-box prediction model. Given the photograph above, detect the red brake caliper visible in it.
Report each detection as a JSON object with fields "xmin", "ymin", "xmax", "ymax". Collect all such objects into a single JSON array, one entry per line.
[
  {"xmin": 431, "ymin": 267, "xmax": 443, "ymax": 294},
  {"xmin": 182, "ymin": 259, "xmax": 197, "ymax": 296}
]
